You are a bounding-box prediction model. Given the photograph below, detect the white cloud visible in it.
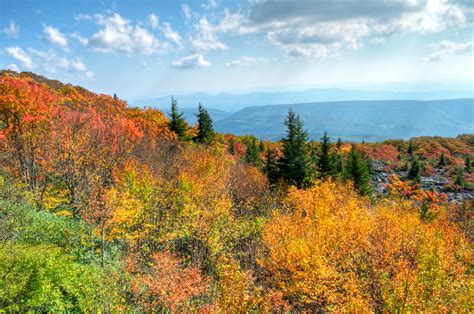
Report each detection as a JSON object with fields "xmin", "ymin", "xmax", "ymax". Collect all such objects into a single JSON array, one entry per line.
[
  {"xmin": 161, "ymin": 22, "xmax": 182, "ymax": 44},
  {"xmin": 29, "ymin": 49, "xmax": 94, "ymax": 79},
  {"xmin": 226, "ymin": 56, "xmax": 271, "ymax": 67},
  {"xmin": 182, "ymin": 4, "xmax": 192, "ymax": 20},
  {"xmin": 5, "ymin": 47, "xmax": 34, "ymax": 69},
  {"xmin": 148, "ymin": 13, "xmax": 159, "ymax": 30},
  {"xmin": 86, "ymin": 13, "xmax": 161, "ymax": 55},
  {"xmin": 171, "ymin": 53, "xmax": 211, "ymax": 69},
  {"xmin": 43, "ymin": 26, "xmax": 68, "ymax": 48},
  {"xmin": 191, "ymin": 17, "xmax": 228, "ymax": 51},
  {"xmin": 71, "ymin": 32, "xmax": 88, "ymax": 45},
  {"xmin": 423, "ymin": 40, "xmax": 473, "ymax": 61},
  {"xmin": 202, "ymin": 0, "xmax": 219, "ymax": 10},
  {"xmin": 7, "ymin": 64, "xmax": 20, "ymax": 72},
  {"xmin": 370, "ymin": 37, "xmax": 386, "ymax": 45},
  {"xmin": 1, "ymin": 21, "xmax": 19, "ymax": 38}
]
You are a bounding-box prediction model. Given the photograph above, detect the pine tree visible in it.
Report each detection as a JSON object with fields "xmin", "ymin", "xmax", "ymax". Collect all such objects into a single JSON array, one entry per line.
[
  {"xmin": 244, "ymin": 137, "xmax": 261, "ymax": 167},
  {"xmin": 408, "ymin": 154, "xmax": 421, "ymax": 182},
  {"xmin": 455, "ymin": 167, "xmax": 465, "ymax": 188},
  {"xmin": 278, "ymin": 109, "xmax": 312, "ymax": 188},
  {"xmin": 167, "ymin": 97, "xmax": 188, "ymax": 140},
  {"xmin": 344, "ymin": 145, "xmax": 372, "ymax": 196},
  {"xmin": 113, "ymin": 93, "xmax": 118, "ymax": 100},
  {"xmin": 259, "ymin": 139, "xmax": 265, "ymax": 152},
  {"xmin": 336, "ymin": 137, "xmax": 342, "ymax": 149},
  {"xmin": 317, "ymin": 131, "xmax": 336, "ymax": 179},
  {"xmin": 194, "ymin": 103, "xmax": 215, "ymax": 145},
  {"xmin": 228, "ymin": 138, "xmax": 236, "ymax": 155},
  {"xmin": 333, "ymin": 151, "xmax": 344, "ymax": 175},
  {"xmin": 264, "ymin": 148, "xmax": 280, "ymax": 186},
  {"xmin": 438, "ymin": 152, "xmax": 447, "ymax": 167},
  {"xmin": 465, "ymin": 155, "xmax": 472, "ymax": 173},
  {"xmin": 407, "ymin": 140, "xmax": 414, "ymax": 155}
]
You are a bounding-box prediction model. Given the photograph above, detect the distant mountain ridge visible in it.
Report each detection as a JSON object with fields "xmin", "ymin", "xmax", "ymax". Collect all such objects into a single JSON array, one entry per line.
[
  {"xmin": 212, "ymin": 99, "xmax": 474, "ymax": 142},
  {"xmin": 135, "ymin": 88, "xmax": 474, "ymax": 112}
]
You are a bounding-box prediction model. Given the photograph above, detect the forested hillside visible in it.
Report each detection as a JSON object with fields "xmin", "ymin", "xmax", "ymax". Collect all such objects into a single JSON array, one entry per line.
[{"xmin": 1, "ymin": 71, "xmax": 473, "ymax": 312}]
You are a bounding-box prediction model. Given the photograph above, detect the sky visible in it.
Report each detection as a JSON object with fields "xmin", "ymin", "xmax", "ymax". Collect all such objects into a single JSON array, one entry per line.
[{"xmin": 1, "ymin": 0, "xmax": 473, "ymax": 100}]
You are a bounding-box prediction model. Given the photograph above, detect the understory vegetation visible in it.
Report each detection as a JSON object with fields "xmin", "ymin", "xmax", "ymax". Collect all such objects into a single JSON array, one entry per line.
[{"xmin": 0, "ymin": 71, "xmax": 472, "ymax": 312}]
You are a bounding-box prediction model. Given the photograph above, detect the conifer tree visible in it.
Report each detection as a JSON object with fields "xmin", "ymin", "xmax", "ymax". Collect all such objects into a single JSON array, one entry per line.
[
  {"xmin": 438, "ymin": 152, "xmax": 447, "ymax": 167},
  {"xmin": 333, "ymin": 151, "xmax": 344, "ymax": 175},
  {"xmin": 465, "ymin": 156, "xmax": 472, "ymax": 173},
  {"xmin": 336, "ymin": 137, "xmax": 342, "ymax": 149},
  {"xmin": 278, "ymin": 109, "xmax": 312, "ymax": 188},
  {"xmin": 228, "ymin": 138, "xmax": 236, "ymax": 155},
  {"xmin": 455, "ymin": 167, "xmax": 465, "ymax": 187},
  {"xmin": 194, "ymin": 103, "xmax": 215, "ymax": 145},
  {"xmin": 264, "ymin": 148, "xmax": 280, "ymax": 186},
  {"xmin": 244, "ymin": 137, "xmax": 261, "ymax": 167},
  {"xmin": 317, "ymin": 131, "xmax": 336, "ymax": 179},
  {"xmin": 167, "ymin": 97, "xmax": 188, "ymax": 140},
  {"xmin": 407, "ymin": 140, "xmax": 414, "ymax": 155},
  {"xmin": 259, "ymin": 139, "xmax": 265, "ymax": 152},
  {"xmin": 408, "ymin": 154, "xmax": 421, "ymax": 182},
  {"xmin": 113, "ymin": 93, "xmax": 118, "ymax": 100},
  {"xmin": 344, "ymin": 145, "xmax": 372, "ymax": 196}
]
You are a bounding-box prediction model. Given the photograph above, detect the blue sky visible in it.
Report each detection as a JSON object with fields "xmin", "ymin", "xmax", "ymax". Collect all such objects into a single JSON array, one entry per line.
[{"xmin": 1, "ymin": 0, "xmax": 473, "ymax": 100}]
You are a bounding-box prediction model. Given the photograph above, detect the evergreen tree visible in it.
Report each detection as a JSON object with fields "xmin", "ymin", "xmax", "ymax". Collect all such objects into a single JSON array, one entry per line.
[
  {"xmin": 194, "ymin": 103, "xmax": 215, "ymax": 145},
  {"xmin": 333, "ymin": 151, "xmax": 344, "ymax": 175},
  {"xmin": 407, "ymin": 140, "xmax": 414, "ymax": 155},
  {"xmin": 408, "ymin": 155, "xmax": 421, "ymax": 182},
  {"xmin": 344, "ymin": 145, "xmax": 372, "ymax": 196},
  {"xmin": 336, "ymin": 137, "xmax": 342, "ymax": 149},
  {"xmin": 228, "ymin": 138, "xmax": 236, "ymax": 155},
  {"xmin": 438, "ymin": 152, "xmax": 447, "ymax": 167},
  {"xmin": 465, "ymin": 155, "xmax": 472, "ymax": 173},
  {"xmin": 244, "ymin": 137, "xmax": 261, "ymax": 167},
  {"xmin": 167, "ymin": 97, "xmax": 188, "ymax": 140},
  {"xmin": 317, "ymin": 131, "xmax": 336, "ymax": 179},
  {"xmin": 259, "ymin": 139, "xmax": 265, "ymax": 152},
  {"xmin": 455, "ymin": 167, "xmax": 465, "ymax": 188},
  {"xmin": 278, "ymin": 109, "xmax": 312, "ymax": 188},
  {"xmin": 264, "ymin": 148, "xmax": 280, "ymax": 186},
  {"xmin": 113, "ymin": 93, "xmax": 118, "ymax": 100}
]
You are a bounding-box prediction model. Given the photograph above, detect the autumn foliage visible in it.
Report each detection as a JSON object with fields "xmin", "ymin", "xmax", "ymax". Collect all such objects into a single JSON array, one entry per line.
[{"xmin": 0, "ymin": 71, "xmax": 472, "ymax": 312}]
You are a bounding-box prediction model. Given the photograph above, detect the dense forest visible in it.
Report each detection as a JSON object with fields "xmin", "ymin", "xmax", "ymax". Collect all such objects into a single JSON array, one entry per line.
[{"xmin": 0, "ymin": 71, "xmax": 473, "ymax": 312}]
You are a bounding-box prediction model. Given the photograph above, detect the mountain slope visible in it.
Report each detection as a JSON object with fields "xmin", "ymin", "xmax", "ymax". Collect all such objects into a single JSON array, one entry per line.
[
  {"xmin": 135, "ymin": 88, "xmax": 474, "ymax": 112},
  {"xmin": 214, "ymin": 99, "xmax": 474, "ymax": 142}
]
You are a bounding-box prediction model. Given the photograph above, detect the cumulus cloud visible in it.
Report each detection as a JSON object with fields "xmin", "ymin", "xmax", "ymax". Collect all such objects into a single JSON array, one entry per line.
[
  {"xmin": 210, "ymin": 0, "xmax": 471, "ymax": 59},
  {"xmin": 1, "ymin": 21, "xmax": 19, "ymax": 38},
  {"xmin": 191, "ymin": 17, "xmax": 228, "ymax": 51},
  {"xmin": 5, "ymin": 47, "xmax": 34, "ymax": 69},
  {"xmin": 148, "ymin": 13, "xmax": 159, "ymax": 30},
  {"xmin": 182, "ymin": 4, "xmax": 192, "ymax": 20},
  {"xmin": 5, "ymin": 46, "xmax": 93, "ymax": 79},
  {"xmin": 423, "ymin": 40, "xmax": 473, "ymax": 61},
  {"xmin": 87, "ymin": 13, "xmax": 161, "ymax": 55},
  {"xmin": 43, "ymin": 26, "xmax": 68, "ymax": 48},
  {"xmin": 161, "ymin": 22, "xmax": 182, "ymax": 45},
  {"xmin": 226, "ymin": 56, "xmax": 271, "ymax": 67},
  {"xmin": 171, "ymin": 53, "xmax": 211, "ymax": 69}
]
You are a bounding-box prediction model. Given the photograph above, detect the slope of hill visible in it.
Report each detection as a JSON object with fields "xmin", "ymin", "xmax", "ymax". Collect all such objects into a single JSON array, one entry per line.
[
  {"xmin": 214, "ymin": 99, "xmax": 474, "ymax": 141},
  {"xmin": 135, "ymin": 88, "xmax": 474, "ymax": 111}
]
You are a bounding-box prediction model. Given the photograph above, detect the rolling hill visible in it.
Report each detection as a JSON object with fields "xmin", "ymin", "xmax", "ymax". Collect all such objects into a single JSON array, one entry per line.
[{"xmin": 213, "ymin": 99, "xmax": 474, "ymax": 142}]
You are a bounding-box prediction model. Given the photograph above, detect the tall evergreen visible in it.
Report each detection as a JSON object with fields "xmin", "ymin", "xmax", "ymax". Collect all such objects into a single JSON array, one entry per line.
[
  {"xmin": 113, "ymin": 93, "xmax": 118, "ymax": 100},
  {"xmin": 167, "ymin": 97, "xmax": 188, "ymax": 140},
  {"xmin": 278, "ymin": 109, "xmax": 312, "ymax": 188},
  {"xmin": 465, "ymin": 155, "xmax": 472, "ymax": 173},
  {"xmin": 194, "ymin": 103, "xmax": 215, "ymax": 145},
  {"xmin": 259, "ymin": 139, "xmax": 265, "ymax": 152},
  {"xmin": 407, "ymin": 140, "xmax": 414, "ymax": 155},
  {"xmin": 408, "ymin": 154, "xmax": 421, "ymax": 182},
  {"xmin": 336, "ymin": 137, "xmax": 342, "ymax": 149},
  {"xmin": 317, "ymin": 131, "xmax": 336, "ymax": 179},
  {"xmin": 244, "ymin": 137, "xmax": 261, "ymax": 167},
  {"xmin": 344, "ymin": 145, "xmax": 372, "ymax": 196},
  {"xmin": 264, "ymin": 148, "xmax": 280, "ymax": 186},
  {"xmin": 438, "ymin": 152, "xmax": 447, "ymax": 167},
  {"xmin": 455, "ymin": 167, "xmax": 465, "ymax": 187}
]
